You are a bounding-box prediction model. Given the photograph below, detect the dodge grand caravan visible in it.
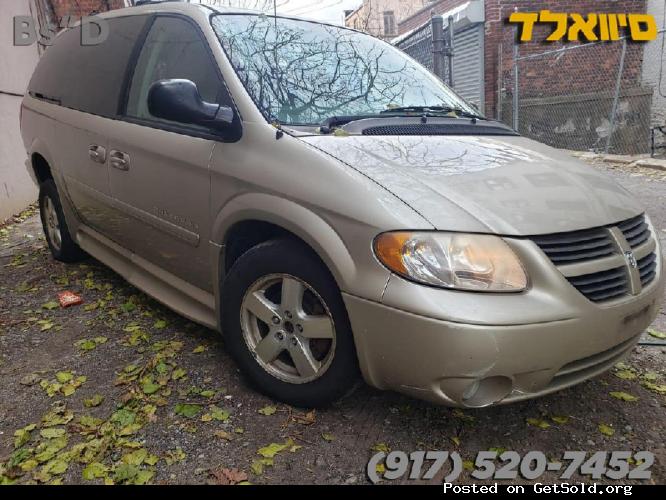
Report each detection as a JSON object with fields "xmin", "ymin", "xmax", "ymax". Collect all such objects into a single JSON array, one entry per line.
[{"xmin": 20, "ymin": 2, "xmax": 664, "ymax": 408}]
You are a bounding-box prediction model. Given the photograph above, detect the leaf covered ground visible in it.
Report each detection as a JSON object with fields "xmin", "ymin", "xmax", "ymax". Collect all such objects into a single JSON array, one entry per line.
[{"xmin": 1, "ymin": 161, "xmax": 665, "ymax": 485}]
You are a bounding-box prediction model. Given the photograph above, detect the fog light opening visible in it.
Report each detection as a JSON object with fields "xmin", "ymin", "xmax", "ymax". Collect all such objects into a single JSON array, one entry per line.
[
  {"xmin": 461, "ymin": 376, "xmax": 513, "ymax": 408},
  {"xmin": 462, "ymin": 379, "xmax": 481, "ymax": 401}
]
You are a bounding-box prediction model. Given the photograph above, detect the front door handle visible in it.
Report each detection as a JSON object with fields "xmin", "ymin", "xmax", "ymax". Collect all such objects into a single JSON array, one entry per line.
[
  {"xmin": 88, "ymin": 144, "xmax": 106, "ymax": 163},
  {"xmin": 109, "ymin": 150, "xmax": 130, "ymax": 171}
]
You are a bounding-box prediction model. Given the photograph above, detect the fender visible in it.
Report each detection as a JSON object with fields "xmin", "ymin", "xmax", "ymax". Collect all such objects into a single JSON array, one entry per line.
[
  {"xmin": 27, "ymin": 137, "xmax": 84, "ymax": 238},
  {"xmin": 26, "ymin": 137, "xmax": 58, "ymax": 184},
  {"xmin": 210, "ymin": 193, "xmax": 389, "ymax": 386},
  {"xmin": 211, "ymin": 192, "xmax": 357, "ymax": 292}
]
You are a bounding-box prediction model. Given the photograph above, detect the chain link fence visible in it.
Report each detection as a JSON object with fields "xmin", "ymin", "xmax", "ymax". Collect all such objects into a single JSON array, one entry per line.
[
  {"xmin": 501, "ymin": 30, "xmax": 666, "ymax": 156},
  {"xmin": 395, "ymin": 16, "xmax": 463, "ymax": 99},
  {"xmin": 395, "ymin": 16, "xmax": 666, "ymax": 157},
  {"xmin": 394, "ymin": 20, "xmax": 434, "ymax": 74}
]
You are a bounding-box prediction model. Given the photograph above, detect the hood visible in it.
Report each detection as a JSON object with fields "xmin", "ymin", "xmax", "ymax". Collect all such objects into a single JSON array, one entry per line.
[{"xmin": 300, "ymin": 134, "xmax": 643, "ymax": 236}]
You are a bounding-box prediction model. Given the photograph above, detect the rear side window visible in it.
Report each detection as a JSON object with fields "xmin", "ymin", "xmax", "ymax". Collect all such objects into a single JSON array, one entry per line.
[
  {"xmin": 28, "ymin": 15, "xmax": 148, "ymax": 117},
  {"xmin": 126, "ymin": 16, "xmax": 228, "ymax": 125}
]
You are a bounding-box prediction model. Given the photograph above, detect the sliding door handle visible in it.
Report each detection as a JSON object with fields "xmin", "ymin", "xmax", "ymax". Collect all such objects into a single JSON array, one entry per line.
[
  {"xmin": 109, "ymin": 150, "xmax": 130, "ymax": 171},
  {"xmin": 88, "ymin": 144, "xmax": 106, "ymax": 163}
]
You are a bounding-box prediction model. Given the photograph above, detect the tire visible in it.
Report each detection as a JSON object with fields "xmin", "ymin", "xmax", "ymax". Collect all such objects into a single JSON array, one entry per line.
[
  {"xmin": 222, "ymin": 238, "xmax": 360, "ymax": 407},
  {"xmin": 39, "ymin": 179, "xmax": 86, "ymax": 262}
]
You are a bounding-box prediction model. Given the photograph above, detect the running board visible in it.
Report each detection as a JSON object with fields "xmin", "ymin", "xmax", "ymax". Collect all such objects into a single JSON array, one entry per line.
[{"xmin": 77, "ymin": 225, "xmax": 217, "ymax": 330}]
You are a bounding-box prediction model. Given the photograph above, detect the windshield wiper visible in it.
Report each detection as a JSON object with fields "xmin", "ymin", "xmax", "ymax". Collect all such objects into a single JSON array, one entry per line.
[
  {"xmin": 317, "ymin": 106, "xmax": 485, "ymax": 134},
  {"xmin": 318, "ymin": 114, "xmax": 383, "ymax": 132},
  {"xmin": 380, "ymin": 106, "xmax": 484, "ymax": 120}
]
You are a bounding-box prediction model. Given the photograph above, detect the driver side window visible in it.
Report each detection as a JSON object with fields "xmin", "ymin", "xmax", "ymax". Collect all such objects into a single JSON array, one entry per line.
[{"xmin": 126, "ymin": 16, "xmax": 228, "ymax": 128}]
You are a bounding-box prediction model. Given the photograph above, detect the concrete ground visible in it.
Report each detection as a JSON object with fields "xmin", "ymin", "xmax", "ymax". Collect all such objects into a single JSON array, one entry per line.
[{"xmin": 0, "ymin": 159, "xmax": 665, "ymax": 485}]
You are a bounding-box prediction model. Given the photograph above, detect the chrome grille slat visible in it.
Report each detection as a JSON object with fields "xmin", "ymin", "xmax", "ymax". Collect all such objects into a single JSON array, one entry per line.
[
  {"xmin": 567, "ymin": 268, "xmax": 626, "ymax": 285},
  {"xmin": 619, "ymin": 215, "xmax": 651, "ymax": 248},
  {"xmin": 545, "ymin": 247, "xmax": 615, "ymax": 263},
  {"xmin": 617, "ymin": 215, "xmax": 643, "ymax": 231},
  {"xmin": 574, "ymin": 277, "xmax": 628, "ymax": 294},
  {"xmin": 532, "ymin": 230, "xmax": 608, "ymax": 246},
  {"xmin": 638, "ymin": 253, "xmax": 657, "ymax": 286},
  {"xmin": 641, "ymin": 263, "xmax": 657, "ymax": 285},
  {"xmin": 538, "ymin": 239, "xmax": 614, "ymax": 253},
  {"xmin": 530, "ymin": 213, "xmax": 657, "ymax": 303},
  {"xmin": 567, "ymin": 266, "xmax": 629, "ymax": 302},
  {"xmin": 626, "ymin": 231, "xmax": 649, "ymax": 248},
  {"xmin": 532, "ymin": 229, "xmax": 614, "ymax": 265},
  {"xmin": 622, "ymin": 222, "xmax": 648, "ymax": 240},
  {"xmin": 584, "ymin": 286, "xmax": 628, "ymax": 302},
  {"xmin": 640, "ymin": 264, "xmax": 656, "ymax": 279},
  {"xmin": 638, "ymin": 252, "xmax": 657, "ymax": 269}
]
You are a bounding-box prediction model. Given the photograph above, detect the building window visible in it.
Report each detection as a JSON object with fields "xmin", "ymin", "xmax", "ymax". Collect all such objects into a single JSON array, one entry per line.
[{"xmin": 383, "ymin": 11, "xmax": 396, "ymax": 36}]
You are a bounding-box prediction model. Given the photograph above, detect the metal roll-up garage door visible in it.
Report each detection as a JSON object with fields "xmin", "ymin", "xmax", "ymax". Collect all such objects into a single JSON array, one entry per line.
[{"xmin": 451, "ymin": 23, "xmax": 484, "ymax": 112}]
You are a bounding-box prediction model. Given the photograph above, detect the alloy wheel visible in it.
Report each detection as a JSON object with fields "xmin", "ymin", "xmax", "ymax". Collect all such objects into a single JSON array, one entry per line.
[
  {"xmin": 44, "ymin": 196, "xmax": 62, "ymax": 252},
  {"xmin": 240, "ymin": 273, "xmax": 336, "ymax": 384}
]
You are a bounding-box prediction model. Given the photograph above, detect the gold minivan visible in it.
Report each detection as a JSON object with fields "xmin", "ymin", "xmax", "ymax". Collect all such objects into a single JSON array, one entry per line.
[{"xmin": 21, "ymin": 2, "xmax": 664, "ymax": 408}]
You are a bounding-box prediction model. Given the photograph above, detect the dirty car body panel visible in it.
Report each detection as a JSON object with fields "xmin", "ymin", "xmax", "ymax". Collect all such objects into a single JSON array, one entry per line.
[{"xmin": 19, "ymin": 3, "xmax": 664, "ymax": 407}]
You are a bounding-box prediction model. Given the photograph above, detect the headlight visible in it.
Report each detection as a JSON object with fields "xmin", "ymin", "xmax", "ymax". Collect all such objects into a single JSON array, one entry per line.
[{"xmin": 373, "ymin": 232, "xmax": 528, "ymax": 292}]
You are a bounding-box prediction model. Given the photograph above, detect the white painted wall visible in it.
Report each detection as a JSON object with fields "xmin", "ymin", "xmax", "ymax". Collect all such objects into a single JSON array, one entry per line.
[
  {"xmin": 643, "ymin": 0, "xmax": 666, "ymax": 131},
  {"xmin": 0, "ymin": 0, "xmax": 41, "ymax": 222}
]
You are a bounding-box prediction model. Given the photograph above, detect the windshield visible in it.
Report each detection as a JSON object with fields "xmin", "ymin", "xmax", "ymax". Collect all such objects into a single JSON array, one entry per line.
[{"xmin": 211, "ymin": 14, "xmax": 480, "ymax": 126}]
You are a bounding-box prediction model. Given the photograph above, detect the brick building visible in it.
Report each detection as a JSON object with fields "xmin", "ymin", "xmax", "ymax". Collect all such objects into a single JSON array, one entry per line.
[
  {"xmin": 51, "ymin": 0, "xmax": 128, "ymax": 17},
  {"xmin": 396, "ymin": 0, "xmax": 647, "ymax": 119},
  {"xmin": 32, "ymin": 0, "xmax": 131, "ymax": 29},
  {"xmin": 345, "ymin": 0, "xmax": 432, "ymax": 40}
]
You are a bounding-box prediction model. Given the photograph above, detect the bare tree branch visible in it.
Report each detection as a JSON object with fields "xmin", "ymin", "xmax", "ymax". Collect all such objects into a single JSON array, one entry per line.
[{"xmin": 213, "ymin": 15, "xmax": 458, "ymax": 124}]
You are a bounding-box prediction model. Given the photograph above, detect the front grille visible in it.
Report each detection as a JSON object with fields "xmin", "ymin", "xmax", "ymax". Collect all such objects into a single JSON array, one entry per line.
[
  {"xmin": 567, "ymin": 266, "xmax": 628, "ymax": 302},
  {"xmin": 531, "ymin": 213, "xmax": 657, "ymax": 304},
  {"xmin": 638, "ymin": 252, "xmax": 657, "ymax": 287},
  {"xmin": 618, "ymin": 214, "xmax": 650, "ymax": 248},
  {"xmin": 531, "ymin": 228, "xmax": 614, "ymax": 265}
]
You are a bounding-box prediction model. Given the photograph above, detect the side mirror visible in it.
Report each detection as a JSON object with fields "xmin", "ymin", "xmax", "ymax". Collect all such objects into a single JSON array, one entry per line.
[{"xmin": 147, "ymin": 79, "xmax": 234, "ymax": 130}]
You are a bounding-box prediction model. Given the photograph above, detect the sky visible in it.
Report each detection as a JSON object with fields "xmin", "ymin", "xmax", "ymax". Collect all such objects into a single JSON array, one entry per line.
[
  {"xmin": 269, "ymin": 0, "xmax": 362, "ymax": 26},
  {"xmin": 182, "ymin": 1, "xmax": 362, "ymax": 27}
]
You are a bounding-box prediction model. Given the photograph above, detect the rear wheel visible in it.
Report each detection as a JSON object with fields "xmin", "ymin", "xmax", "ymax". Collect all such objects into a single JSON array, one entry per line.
[
  {"xmin": 39, "ymin": 179, "xmax": 86, "ymax": 262},
  {"xmin": 222, "ymin": 238, "xmax": 359, "ymax": 407}
]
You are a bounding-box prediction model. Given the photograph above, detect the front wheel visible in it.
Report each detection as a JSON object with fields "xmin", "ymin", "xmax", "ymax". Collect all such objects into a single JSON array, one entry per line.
[{"xmin": 222, "ymin": 239, "xmax": 360, "ymax": 407}]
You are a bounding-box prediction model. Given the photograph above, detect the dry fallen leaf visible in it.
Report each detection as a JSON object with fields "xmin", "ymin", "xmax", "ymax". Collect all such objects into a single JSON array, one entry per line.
[
  {"xmin": 214, "ymin": 430, "xmax": 233, "ymax": 441},
  {"xmin": 20, "ymin": 373, "xmax": 40, "ymax": 386},
  {"xmin": 292, "ymin": 410, "xmax": 316, "ymax": 425},
  {"xmin": 208, "ymin": 467, "xmax": 248, "ymax": 485}
]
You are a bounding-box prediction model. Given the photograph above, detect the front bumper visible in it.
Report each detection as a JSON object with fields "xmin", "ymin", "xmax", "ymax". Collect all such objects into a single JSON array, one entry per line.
[{"xmin": 343, "ymin": 239, "xmax": 664, "ymax": 407}]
